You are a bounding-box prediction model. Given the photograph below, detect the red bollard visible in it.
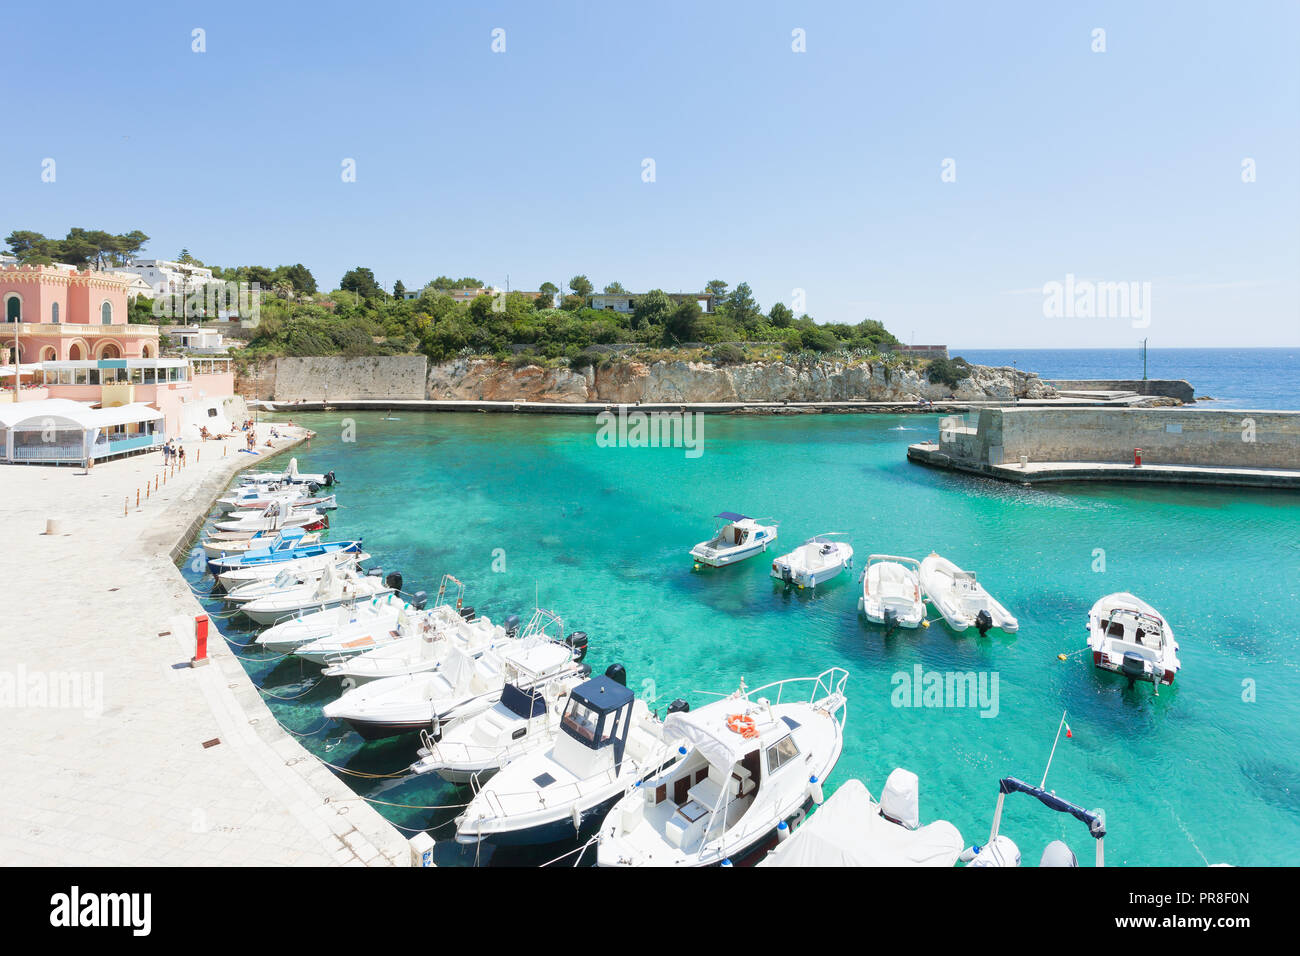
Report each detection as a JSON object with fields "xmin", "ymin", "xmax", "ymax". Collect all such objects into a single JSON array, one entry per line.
[
  {"xmin": 191, "ymin": 614, "xmax": 210, "ymax": 668},
  {"xmin": 1134, "ymin": 447, "xmax": 1142, "ymax": 467}
]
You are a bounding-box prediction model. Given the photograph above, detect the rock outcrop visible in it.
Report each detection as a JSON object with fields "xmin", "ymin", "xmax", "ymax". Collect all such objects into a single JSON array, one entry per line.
[{"xmin": 426, "ymin": 357, "xmax": 1055, "ymax": 404}]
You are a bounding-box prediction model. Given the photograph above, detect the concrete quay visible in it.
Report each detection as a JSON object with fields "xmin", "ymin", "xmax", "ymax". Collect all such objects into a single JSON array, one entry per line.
[
  {"xmin": 0, "ymin": 428, "xmax": 409, "ymax": 866},
  {"xmin": 907, "ymin": 406, "xmax": 1300, "ymax": 490}
]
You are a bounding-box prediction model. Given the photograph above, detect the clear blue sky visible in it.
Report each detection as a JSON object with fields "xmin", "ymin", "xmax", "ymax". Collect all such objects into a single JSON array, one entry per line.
[{"xmin": 3, "ymin": 1, "xmax": 1297, "ymax": 347}]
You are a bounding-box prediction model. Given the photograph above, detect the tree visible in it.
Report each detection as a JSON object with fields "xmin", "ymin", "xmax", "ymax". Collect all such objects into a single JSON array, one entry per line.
[
  {"xmin": 280, "ymin": 263, "xmax": 317, "ymax": 295},
  {"xmin": 705, "ymin": 279, "xmax": 729, "ymax": 299},
  {"xmin": 568, "ymin": 275, "xmax": 593, "ymax": 299},
  {"xmin": 768, "ymin": 302, "xmax": 794, "ymax": 328},
  {"xmin": 538, "ymin": 281, "xmax": 559, "ymax": 307},
  {"xmin": 664, "ymin": 298, "xmax": 703, "ymax": 342},
  {"xmin": 177, "ymin": 249, "xmax": 199, "ymax": 265},
  {"xmin": 340, "ymin": 266, "xmax": 384, "ymax": 300},
  {"xmin": 632, "ymin": 289, "xmax": 673, "ymax": 330},
  {"xmin": 726, "ymin": 281, "xmax": 762, "ymax": 330},
  {"xmin": 603, "ymin": 281, "xmax": 627, "ymax": 294},
  {"xmin": 393, "ymin": 279, "xmax": 407, "ymax": 298}
]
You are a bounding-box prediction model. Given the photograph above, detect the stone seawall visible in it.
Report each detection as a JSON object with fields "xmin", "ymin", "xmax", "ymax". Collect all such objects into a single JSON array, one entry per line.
[
  {"xmin": 273, "ymin": 356, "xmax": 428, "ymax": 401},
  {"xmin": 944, "ymin": 407, "xmax": 1299, "ymax": 469}
]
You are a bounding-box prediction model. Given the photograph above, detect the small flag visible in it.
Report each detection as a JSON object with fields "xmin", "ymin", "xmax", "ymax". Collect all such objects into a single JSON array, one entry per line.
[{"xmin": 1065, "ymin": 721, "xmax": 1073, "ymax": 739}]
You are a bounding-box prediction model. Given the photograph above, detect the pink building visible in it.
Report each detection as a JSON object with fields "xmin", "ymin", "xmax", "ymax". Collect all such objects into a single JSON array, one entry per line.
[{"xmin": 1, "ymin": 263, "xmax": 154, "ymax": 363}]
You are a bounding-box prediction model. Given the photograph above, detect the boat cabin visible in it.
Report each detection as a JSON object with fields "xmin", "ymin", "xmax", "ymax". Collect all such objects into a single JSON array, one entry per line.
[
  {"xmin": 1101, "ymin": 609, "xmax": 1166, "ymax": 653},
  {"xmin": 556, "ymin": 675, "xmax": 636, "ymax": 777}
]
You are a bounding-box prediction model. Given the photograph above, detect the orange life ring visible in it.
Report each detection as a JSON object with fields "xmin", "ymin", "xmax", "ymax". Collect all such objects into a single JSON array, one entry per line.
[{"xmin": 726, "ymin": 714, "xmax": 758, "ymax": 739}]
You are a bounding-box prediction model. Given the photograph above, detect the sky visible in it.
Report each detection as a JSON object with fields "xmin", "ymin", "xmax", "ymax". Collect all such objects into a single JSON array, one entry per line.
[{"xmin": 3, "ymin": 0, "xmax": 1298, "ymax": 348}]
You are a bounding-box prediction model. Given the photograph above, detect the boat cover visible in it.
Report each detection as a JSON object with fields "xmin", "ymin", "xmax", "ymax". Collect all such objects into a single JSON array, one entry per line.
[
  {"xmin": 663, "ymin": 704, "xmax": 773, "ymax": 769},
  {"xmin": 759, "ymin": 779, "xmax": 964, "ymax": 867},
  {"xmin": 715, "ymin": 512, "xmax": 749, "ymax": 522}
]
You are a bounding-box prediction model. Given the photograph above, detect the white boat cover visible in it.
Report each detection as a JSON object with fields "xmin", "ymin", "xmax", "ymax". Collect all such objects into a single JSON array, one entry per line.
[
  {"xmin": 663, "ymin": 705, "xmax": 760, "ymax": 770},
  {"xmin": 760, "ymin": 779, "xmax": 964, "ymax": 867}
]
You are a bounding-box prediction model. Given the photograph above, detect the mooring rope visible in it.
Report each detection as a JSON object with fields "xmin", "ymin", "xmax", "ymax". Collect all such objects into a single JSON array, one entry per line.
[{"xmin": 257, "ymin": 678, "xmax": 322, "ymax": 700}]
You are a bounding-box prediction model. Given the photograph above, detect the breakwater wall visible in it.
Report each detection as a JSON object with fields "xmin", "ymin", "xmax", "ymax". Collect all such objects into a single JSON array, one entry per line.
[
  {"xmin": 1048, "ymin": 379, "xmax": 1195, "ymax": 402},
  {"xmin": 928, "ymin": 407, "xmax": 1300, "ymax": 470}
]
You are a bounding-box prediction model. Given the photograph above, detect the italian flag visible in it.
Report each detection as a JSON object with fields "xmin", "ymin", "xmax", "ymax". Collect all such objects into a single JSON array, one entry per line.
[{"xmin": 1065, "ymin": 720, "xmax": 1073, "ymax": 739}]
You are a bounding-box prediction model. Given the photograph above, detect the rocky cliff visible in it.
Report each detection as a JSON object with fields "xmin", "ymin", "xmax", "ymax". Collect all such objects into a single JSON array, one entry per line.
[{"xmin": 424, "ymin": 357, "xmax": 1056, "ymax": 404}]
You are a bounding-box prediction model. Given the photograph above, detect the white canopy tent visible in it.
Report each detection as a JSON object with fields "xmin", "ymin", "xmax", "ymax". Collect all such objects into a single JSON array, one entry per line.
[{"xmin": 0, "ymin": 398, "xmax": 165, "ymax": 463}]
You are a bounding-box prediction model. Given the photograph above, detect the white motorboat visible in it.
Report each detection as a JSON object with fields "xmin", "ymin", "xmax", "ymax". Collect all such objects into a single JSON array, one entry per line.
[
  {"xmin": 690, "ymin": 512, "xmax": 778, "ymax": 568},
  {"xmin": 200, "ymin": 530, "xmax": 322, "ymax": 561},
  {"xmin": 1086, "ymin": 592, "xmax": 1180, "ymax": 690},
  {"xmin": 919, "ymin": 553, "xmax": 1018, "ymax": 635},
  {"xmin": 223, "ymin": 563, "xmax": 345, "ymax": 605},
  {"xmin": 213, "ymin": 501, "xmax": 325, "ymax": 533},
  {"xmin": 239, "ymin": 563, "xmax": 395, "ymax": 626},
  {"xmin": 858, "ymin": 554, "xmax": 926, "ymax": 629},
  {"xmin": 321, "ymin": 609, "xmax": 583, "ymax": 741},
  {"xmin": 255, "ymin": 593, "xmax": 419, "ymax": 655},
  {"xmin": 216, "ymin": 549, "xmax": 368, "ymax": 591},
  {"xmin": 314, "ymin": 574, "xmax": 514, "ymax": 676},
  {"xmin": 230, "ymin": 492, "xmax": 337, "ymax": 512},
  {"xmin": 959, "ymin": 776, "xmax": 1106, "ymax": 867},
  {"xmin": 409, "ymin": 670, "xmax": 587, "ymax": 785},
  {"xmin": 596, "ymin": 668, "xmax": 849, "ymax": 867},
  {"xmin": 455, "ymin": 669, "xmax": 674, "ymax": 847},
  {"xmin": 311, "ymin": 604, "xmax": 513, "ymax": 676},
  {"xmin": 770, "ymin": 534, "xmax": 854, "ymax": 589},
  {"xmin": 759, "ymin": 771, "xmax": 965, "ymax": 867},
  {"xmin": 239, "ymin": 457, "xmax": 334, "ymax": 487}
]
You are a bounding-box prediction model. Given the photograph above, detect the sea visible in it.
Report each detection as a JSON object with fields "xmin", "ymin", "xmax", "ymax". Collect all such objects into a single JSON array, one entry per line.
[
  {"xmin": 180, "ymin": 348, "xmax": 1300, "ymax": 866},
  {"xmin": 957, "ymin": 347, "xmax": 1300, "ymax": 410}
]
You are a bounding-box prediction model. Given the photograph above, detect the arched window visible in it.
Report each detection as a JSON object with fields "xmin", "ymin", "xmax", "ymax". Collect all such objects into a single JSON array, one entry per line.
[
  {"xmin": 51, "ymin": 302, "xmax": 60, "ymax": 324},
  {"xmin": 68, "ymin": 343, "xmax": 83, "ymax": 361},
  {"xmin": 4, "ymin": 294, "xmax": 20, "ymax": 323},
  {"xmin": 101, "ymin": 301, "xmax": 113, "ymax": 324}
]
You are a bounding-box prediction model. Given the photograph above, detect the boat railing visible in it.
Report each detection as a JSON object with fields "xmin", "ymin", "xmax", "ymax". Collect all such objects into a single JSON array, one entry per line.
[{"xmin": 745, "ymin": 667, "xmax": 850, "ymax": 715}]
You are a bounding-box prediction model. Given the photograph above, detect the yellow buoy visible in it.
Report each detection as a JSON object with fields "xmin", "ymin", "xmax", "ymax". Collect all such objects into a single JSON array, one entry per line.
[
  {"xmin": 921, "ymin": 620, "xmax": 930, "ymax": 628},
  {"xmin": 1057, "ymin": 653, "xmax": 1068, "ymax": 661}
]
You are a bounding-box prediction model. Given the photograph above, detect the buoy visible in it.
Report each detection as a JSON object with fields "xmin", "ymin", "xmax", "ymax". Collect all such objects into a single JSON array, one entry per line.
[
  {"xmin": 776, "ymin": 820, "xmax": 790, "ymax": 842},
  {"xmin": 721, "ymin": 858, "xmax": 733, "ymax": 867},
  {"xmin": 809, "ymin": 775, "xmax": 824, "ymax": 805},
  {"xmin": 1058, "ymin": 653, "xmax": 1068, "ymax": 661},
  {"xmin": 921, "ymin": 620, "xmax": 930, "ymax": 628},
  {"xmin": 571, "ymin": 804, "xmax": 582, "ymax": 833}
]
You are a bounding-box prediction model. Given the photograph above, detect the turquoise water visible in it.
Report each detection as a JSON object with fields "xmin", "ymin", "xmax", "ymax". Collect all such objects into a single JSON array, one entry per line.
[{"xmin": 183, "ymin": 412, "xmax": 1300, "ymax": 866}]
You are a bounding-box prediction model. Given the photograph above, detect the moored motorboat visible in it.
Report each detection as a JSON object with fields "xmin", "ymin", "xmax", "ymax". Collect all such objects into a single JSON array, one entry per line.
[
  {"xmin": 321, "ymin": 608, "xmax": 584, "ymax": 741},
  {"xmin": 310, "ymin": 603, "xmax": 513, "ymax": 674},
  {"xmin": 770, "ymin": 534, "xmax": 854, "ymax": 589},
  {"xmin": 200, "ymin": 529, "xmax": 322, "ymax": 562},
  {"xmin": 919, "ymin": 552, "xmax": 1018, "ymax": 635},
  {"xmin": 858, "ymin": 554, "xmax": 926, "ymax": 629},
  {"xmin": 1086, "ymin": 592, "xmax": 1180, "ymax": 691},
  {"xmin": 690, "ymin": 512, "xmax": 778, "ymax": 568},
  {"xmin": 213, "ymin": 501, "xmax": 326, "ymax": 533},
  {"xmin": 214, "ymin": 546, "xmax": 367, "ymax": 590},
  {"xmin": 238, "ymin": 563, "xmax": 396, "ymax": 626},
  {"xmin": 454, "ymin": 668, "xmax": 674, "ymax": 847},
  {"xmin": 596, "ymin": 668, "xmax": 849, "ymax": 867},
  {"xmin": 409, "ymin": 670, "xmax": 588, "ymax": 785},
  {"xmin": 759, "ymin": 771, "xmax": 965, "ymax": 867},
  {"xmin": 239, "ymin": 457, "xmax": 334, "ymax": 487},
  {"xmin": 254, "ymin": 592, "xmax": 418, "ymax": 655}
]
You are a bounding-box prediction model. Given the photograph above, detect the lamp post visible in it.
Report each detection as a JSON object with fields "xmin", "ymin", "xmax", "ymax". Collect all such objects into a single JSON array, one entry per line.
[{"xmin": 11, "ymin": 299, "xmax": 20, "ymax": 403}]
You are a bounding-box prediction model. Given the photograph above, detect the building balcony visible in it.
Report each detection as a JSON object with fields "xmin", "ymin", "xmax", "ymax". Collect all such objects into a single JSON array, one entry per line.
[{"xmin": 9, "ymin": 322, "xmax": 160, "ymax": 337}]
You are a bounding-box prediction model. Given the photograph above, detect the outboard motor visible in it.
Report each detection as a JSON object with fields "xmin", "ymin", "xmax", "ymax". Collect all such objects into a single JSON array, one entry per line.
[
  {"xmin": 604, "ymin": 663, "xmax": 627, "ymax": 686},
  {"xmin": 1039, "ymin": 840, "xmax": 1078, "ymax": 867},
  {"xmin": 566, "ymin": 631, "xmax": 589, "ymax": 662},
  {"xmin": 502, "ymin": 614, "xmax": 521, "ymax": 638},
  {"xmin": 575, "ymin": 662, "xmax": 593, "ymax": 679},
  {"xmin": 307, "ymin": 481, "xmax": 321, "ymax": 495},
  {"xmin": 458, "ymin": 606, "xmax": 476, "ymax": 621},
  {"xmin": 975, "ymin": 609, "xmax": 993, "ymax": 637},
  {"xmin": 667, "ymin": 698, "xmax": 690, "ymax": 715},
  {"xmin": 384, "ymin": 571, "xmax": 403, "ymax": 593},
  {"xmin": 324, "ymin": 470, "xmax": 336, "ymax": 487},
  {"xmin": 410, "ymin": 590, "xmax": 428, "ymax": 611},
  {"xmin": 1120, "ymin": 652, "xmax": 1148, "ymax": 683},
  {"xmin": 883, "ymin": 608, "xmax": 898, "ymax": 632}
]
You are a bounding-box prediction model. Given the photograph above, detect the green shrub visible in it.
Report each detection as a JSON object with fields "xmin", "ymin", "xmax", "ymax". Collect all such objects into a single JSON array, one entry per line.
[
  {"xmin": 710, "ymin": 343, "xmax": 746, "ymax": 365},
  {"xmin": 926, "ymin": 356, "xmax": 972, "ymax": 388}
]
